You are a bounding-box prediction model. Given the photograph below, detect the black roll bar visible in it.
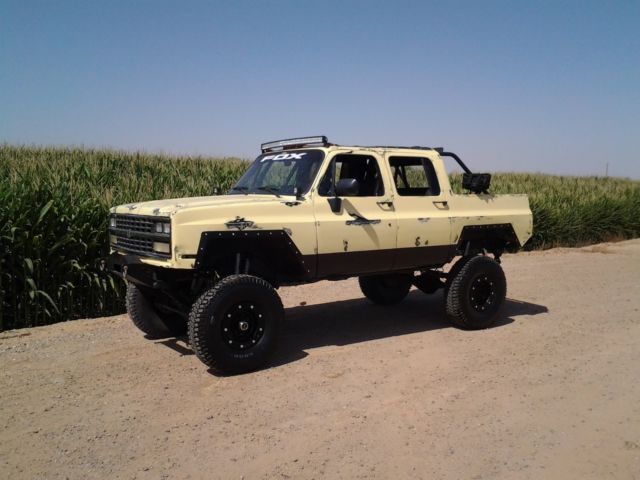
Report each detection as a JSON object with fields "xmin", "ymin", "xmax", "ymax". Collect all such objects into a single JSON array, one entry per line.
[{"xmin": 436, "ymin": 149, "xmax": 472, "ymax": 174}]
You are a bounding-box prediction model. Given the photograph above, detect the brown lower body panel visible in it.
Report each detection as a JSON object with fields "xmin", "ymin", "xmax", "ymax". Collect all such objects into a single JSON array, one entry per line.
[{"xmin": 311, "ymin": 244, "xmax": 454, "ymax": 279}]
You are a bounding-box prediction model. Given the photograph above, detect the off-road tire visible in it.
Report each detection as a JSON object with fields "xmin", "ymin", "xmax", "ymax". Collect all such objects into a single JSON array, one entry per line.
[
  {"xmin": 126, "ymin": 283, "xmax": 187, "ymax": 338},
  {"xmin": 359, "ymin": 274, "xmax": 412, "ymax": 305},
  {"xmin": 188, "ymin": 274, "xmax": 283, "ymax": 375},
  {"xmin": 445, "ymin": 255, "xmax": 506, "ymax": 329},
  {"xmin": 444, "ymin": 255, "xmax": 474, "ymax": 298}
]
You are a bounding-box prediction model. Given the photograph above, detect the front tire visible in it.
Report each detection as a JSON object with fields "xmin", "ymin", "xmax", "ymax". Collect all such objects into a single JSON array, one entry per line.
[
  {"xmin": 188, "ymin": 275, "xmax": 283, "ymax": 375},
  {"xmin": 126, "ymin": 284, "xmax": 187, "ymax": 338},
  {"xmin": 359, "ymin": 274, "xmax": 412, "ymax": 305},
  {"xmin": 445, "ymin": 255, "xmax": 506, "ymax": 329}
]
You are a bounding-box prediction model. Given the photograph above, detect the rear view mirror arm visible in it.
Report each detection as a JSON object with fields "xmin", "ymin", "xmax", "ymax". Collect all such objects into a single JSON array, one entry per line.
[{"xmin": 439, "ymin": 151, "xmax": 472, "ymax": 174}]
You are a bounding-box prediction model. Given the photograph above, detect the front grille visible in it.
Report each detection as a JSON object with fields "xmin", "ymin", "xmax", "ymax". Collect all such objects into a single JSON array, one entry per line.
[
  {"xmin": 113, "ymin": 215, "xmax": 155, "ymax": 233},
  {"xmin": 109, "ymin": 214, "xmax": 170, "ymax": 258},
  {"xmin": 114, "ymin": 237, "xmax": 155, "ymax": 255}
]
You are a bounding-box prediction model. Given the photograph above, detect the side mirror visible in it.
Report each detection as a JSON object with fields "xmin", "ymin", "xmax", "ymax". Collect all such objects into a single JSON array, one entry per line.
[
  {"xmin": 327, "ymin": 197, "xmax": 342, "ymax": 213},
  {"xmin": 327, "ymin": 178, "xmax": 359, "ymax": 213},
  {"xmin": 462, "ymin": 173, "xmax": 491, "ymax": 194},
  {"xmin": 335, "ymin": 178, "xmax": 359, "ymax": 196}
]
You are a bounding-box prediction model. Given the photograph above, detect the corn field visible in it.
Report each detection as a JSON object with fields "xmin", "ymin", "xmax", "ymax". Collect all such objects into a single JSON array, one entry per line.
[
  {"xmin": 0, "ymin": 145, "xmax": 247, "ymax": 331},
  {"xmin": 1, "ymin": 144, "xmax": 639, "ymax": 330}
]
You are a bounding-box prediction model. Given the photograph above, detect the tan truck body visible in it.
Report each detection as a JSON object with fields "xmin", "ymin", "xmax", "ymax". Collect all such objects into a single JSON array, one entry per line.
[
  {"xmin": 108, "ymin": 139, "xmax": 533, "ymax": 373},
  {"xmin": 110, "ymin": 146, "xmax": 532, "ymax": 276}
]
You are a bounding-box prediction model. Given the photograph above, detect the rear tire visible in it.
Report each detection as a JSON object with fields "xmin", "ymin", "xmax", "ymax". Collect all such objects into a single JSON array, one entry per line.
[
  {"xmin": 359, "ymin": 274, "xmax": 412, "ymax": 305},
  {"xmin": 126, "ymin": 284, "xmax": 187, "ymax": 338},
  {"xmin": 444, "ymin": 255, "xmax": 474, "ymax": 298},
  {"xmin": 445, "ymin": 255, "xmax": 506, "ymax": 329},
  {"xmin": 188, "ymin": 275, "xmax": 283, "ymax": 375}
]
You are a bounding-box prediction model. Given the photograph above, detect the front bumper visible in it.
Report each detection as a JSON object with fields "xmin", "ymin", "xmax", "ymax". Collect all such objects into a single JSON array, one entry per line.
[
  {"xmin": 108, "ymin": 252, "xmax": 193, "ymax": 289},
  {"xmin": 108, "ymin": 252, "xmax": 197, "ymax": 316},
  {"xmin": 108, "ymin": 253, "xmax": 159, "ymax": 288}
]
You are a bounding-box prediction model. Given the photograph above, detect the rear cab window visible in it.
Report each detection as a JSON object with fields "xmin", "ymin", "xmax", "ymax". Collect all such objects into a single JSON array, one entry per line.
[{"xmin": 388, "ymin": 156, "xmax": 441, "ymax": 196}]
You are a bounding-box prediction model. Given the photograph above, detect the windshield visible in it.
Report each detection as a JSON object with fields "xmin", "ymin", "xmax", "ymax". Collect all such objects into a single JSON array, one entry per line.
[{"xmin": 230, "ymin": 149, "xmax": 325, "ymax": 196}]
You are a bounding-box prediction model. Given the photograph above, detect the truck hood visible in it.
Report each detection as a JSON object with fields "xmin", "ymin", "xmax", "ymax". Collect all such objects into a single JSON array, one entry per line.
[{"xmin": 111, "ymin": 194, "xmax": 292, "ymax": 216}]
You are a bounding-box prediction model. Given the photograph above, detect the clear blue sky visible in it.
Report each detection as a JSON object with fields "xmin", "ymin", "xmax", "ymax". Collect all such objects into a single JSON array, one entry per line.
[{"xmin": 1, "ymin": 0, "xmax": 639, "ymax": 177}]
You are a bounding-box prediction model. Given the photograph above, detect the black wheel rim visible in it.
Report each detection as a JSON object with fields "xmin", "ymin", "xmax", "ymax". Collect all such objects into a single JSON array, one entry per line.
[
  {"xmin": 470, "ymin": 274, "xmax": 496, "ymax": 313},
  {"xmin": 220, "ymin": 301, "xmax": 265, "ymax": 351}
]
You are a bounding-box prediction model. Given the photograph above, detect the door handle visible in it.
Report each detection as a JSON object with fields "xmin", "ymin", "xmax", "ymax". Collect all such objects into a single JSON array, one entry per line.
[
  {"xmin": 376, "ymin": 200, "xmax": 394, "ymax": 207},
  {"xmin": 345, "ymin": 212, "xmax": 381, "ymax": 226},
  {"xmin": 432, "ymin": 200, "xmax": 448, "ymax": 207}
]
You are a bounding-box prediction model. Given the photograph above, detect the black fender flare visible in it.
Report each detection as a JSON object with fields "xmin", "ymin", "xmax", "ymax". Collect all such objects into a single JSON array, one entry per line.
[
  {"xmin": 455, "ymin": 224, "xmax": 520, "ymax": 255},
  {"xmin": 194, "ymin": 230, "xmax": 314, "ymax": 282}
]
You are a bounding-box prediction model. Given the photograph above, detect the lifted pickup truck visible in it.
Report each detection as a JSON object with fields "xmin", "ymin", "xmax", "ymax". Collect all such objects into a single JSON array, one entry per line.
[{"xmin": 108, "ymin": 136, "xmax": 532, "ymax": 374}]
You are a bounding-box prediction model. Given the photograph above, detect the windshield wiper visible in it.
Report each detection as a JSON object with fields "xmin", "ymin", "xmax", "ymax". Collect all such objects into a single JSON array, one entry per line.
[
  {"xmin": 230, "ymin": 186, "xmax": 249, "ymax": 195},
  {"xmin": 257, "ymin": 185, "xmax": 281, "ymax": 198}
]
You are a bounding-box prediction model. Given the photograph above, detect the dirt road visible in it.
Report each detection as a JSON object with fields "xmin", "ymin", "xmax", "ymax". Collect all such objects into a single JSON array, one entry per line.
[{"xmin": 1, "ymin": 240, "xmax": 639, "ymax": 479}]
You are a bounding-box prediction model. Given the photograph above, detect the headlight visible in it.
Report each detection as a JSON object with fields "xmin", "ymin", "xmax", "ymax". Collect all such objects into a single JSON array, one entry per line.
[
  {"xmin": 109, "ymin": 217, "xmax": 116, "ymax": 228},
  {"xmin": 155, "ymin": 222, "xmax": 171, "ymax": 234}
]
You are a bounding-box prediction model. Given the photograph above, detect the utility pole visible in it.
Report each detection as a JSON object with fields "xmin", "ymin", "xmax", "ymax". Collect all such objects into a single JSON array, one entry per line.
[{"xmin": 605, "ymin": 162, "xmax": 609, "ymax": 177}]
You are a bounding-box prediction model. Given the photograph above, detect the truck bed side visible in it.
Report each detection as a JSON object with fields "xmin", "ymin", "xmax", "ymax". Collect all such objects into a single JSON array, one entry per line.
[{"xmin": 448, "ymin": 193, "xmax": 533, "ymax": 252}]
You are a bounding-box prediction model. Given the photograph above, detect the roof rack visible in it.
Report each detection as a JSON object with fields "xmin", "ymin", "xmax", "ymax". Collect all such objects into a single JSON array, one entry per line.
[
  {"xmin": 258, "ymin": 140, "xmax": 472, "ymax": 175},
  {"xmin": 361, "ymin": 145, "xmax": 436, "ymax": 151},
  {"xmin": 358, "ymin": 145, "xmax": 475, "ymax": 176},
  {"xmin": 261, "ymin": 136, "xmax": 330, "ymax": 153}
]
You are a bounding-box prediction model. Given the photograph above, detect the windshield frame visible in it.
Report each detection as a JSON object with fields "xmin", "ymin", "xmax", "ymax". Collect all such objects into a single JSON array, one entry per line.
[{"xmin": 229, "ymin": 149, "xmax": 325, "ymax": 197}]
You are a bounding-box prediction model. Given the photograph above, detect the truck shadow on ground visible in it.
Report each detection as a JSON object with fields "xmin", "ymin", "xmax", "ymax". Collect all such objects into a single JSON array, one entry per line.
[
  {"xmin": 269, "ymin": 291, "xmax": 548, "ymax": 368},
  {"xmin": 157, "ymin": 291, "xmax": 548, "ymax": 373}
]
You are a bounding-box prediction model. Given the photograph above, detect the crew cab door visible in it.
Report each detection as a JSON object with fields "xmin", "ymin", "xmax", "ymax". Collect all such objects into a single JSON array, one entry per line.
[
  {"xmin": 385, "ymin": 154, "xmax": 453, "ymax": 269},
  {"xmin": 312, "ymin": 151, "xmax": 398, "ymax": 277}
]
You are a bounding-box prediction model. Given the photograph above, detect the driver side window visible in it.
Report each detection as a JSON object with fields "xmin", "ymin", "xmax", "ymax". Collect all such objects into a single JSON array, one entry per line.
[{"xmin": 317, "ymin": 154, "xmax": 384, "ymax": 197}]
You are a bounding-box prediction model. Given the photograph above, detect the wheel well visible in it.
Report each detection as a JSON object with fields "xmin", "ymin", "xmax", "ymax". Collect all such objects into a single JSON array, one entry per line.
[
  {"xmin": 205, "ymin": 253, "xmax": 274, "ymax": 282},
  {"xmin": 194, "ymin": 230, "xmax": 312, "ymax": 284},
  {"xmin": 455, "ymin": 224, "xmax": 520, "ymax": 257}
]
